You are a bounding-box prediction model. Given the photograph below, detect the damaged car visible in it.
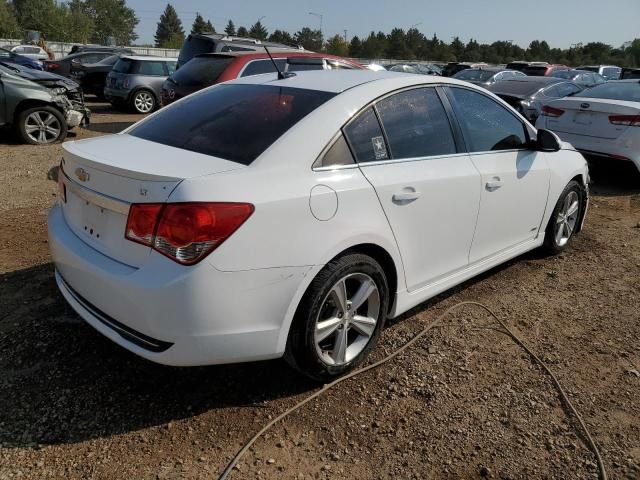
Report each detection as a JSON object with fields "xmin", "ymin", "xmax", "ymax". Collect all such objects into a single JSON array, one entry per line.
[{"xmin": 0, "ymin": 63, "xmax": 90, "ymax": 144}]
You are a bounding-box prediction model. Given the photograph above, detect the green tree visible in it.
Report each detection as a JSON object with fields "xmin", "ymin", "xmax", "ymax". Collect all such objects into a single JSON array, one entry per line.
[
  {"xmin": 154, "ymin": 3, "xmax": 184, "ymax": 48},
  {"xmin": 248, "ymin": 20, "xmax": 267, "ymax": 40},
  {"xmin": 191, "ymin": 12, "xmax": 207, "ymax": 34},
  {"xmin": 205, "ymin": 19, "xmax": 214, "ymax": 33},
  {"xmin": 84, "ymin": 0, "xmax": 138, "ymax": 45},
  {"xmin": 293, "ymin": 27, "xmax": 323, "ymax": 51},
  {"xmin": 325, "ymin": 34, "xmax": 349, "ymax": 57},
  {"xmin": 349, "ymin": 35, "xmax": 362, "ymax": 57},
  {"xmin": 360, "ymin": 31, "xmax": 386, "ymax": 59},
  {"xmin": 386, "ymin": 28, "xmax": 411, "ymax": 59},
  {"xmin": 237, "ymin": 26, "xmax": 248, "ymax": 37},
  {"xmin": 450, "ymin": 36, "xmax": 465, "ymax": 60},
  {"xmin": 0, "ymin": 0, "xmax": 20, "ymax": 38},
  {"xmin": 269, "ymin": 29, "xmax": 293, "ymax": 44},
  {"xmin": 224, "ymin": 19, "xmax": 236, "ymax": 35}
]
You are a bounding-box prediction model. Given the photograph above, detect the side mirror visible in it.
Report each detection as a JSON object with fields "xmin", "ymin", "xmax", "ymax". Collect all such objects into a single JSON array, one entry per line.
[{"xmin": 535, "ymin": 129, "xmax": 561, "ymax": 152}]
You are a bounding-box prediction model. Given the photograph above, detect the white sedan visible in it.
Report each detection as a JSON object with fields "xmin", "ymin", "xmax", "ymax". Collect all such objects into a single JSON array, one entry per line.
[
  {"xmin": 536, "ymin": 80, "xmax": 640, "ymax": 172},
  {"xmin": 48, "ymin": 70, "xmax": 589, "ymax": 380}
]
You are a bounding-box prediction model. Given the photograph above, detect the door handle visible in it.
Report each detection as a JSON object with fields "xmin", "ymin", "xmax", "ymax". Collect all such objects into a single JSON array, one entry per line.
[
  {"xmin": 392, "ymin": 190, "xmax": 421, "ymax": 202},
  {"xmin": 485, "ymin": 177, "xmax": 503, "ymax": 191}
]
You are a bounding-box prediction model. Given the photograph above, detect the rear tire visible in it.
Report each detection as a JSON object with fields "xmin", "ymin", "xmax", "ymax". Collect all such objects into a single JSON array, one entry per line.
[
  {"xmin": 130, "ymin": 89, "xmax": 156, "ymax": 114},
  {"xmin": 16, "ymin": 106, "xmax": 67, "ymax": 145},
  {"xmin": 542, "ymin": 180, "xmax": 584, "ymax": 254},
  {"xmin": 285, "ymin": 254, "xmax": 389, "ymax": 381}
]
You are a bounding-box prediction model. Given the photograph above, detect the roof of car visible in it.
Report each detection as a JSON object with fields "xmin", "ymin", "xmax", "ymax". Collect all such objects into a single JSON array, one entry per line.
[
  {"xmin": 494, "ymin": 76, "xmax": 563, "ymax": 85},
  {"xmin": 121, "ymin": 55, "xmax": 177, "ymax": 62},
  {"xmin": 195, "ymin": 51, "xmax": 356, "ymax": 62},
  {"xmin": 232, "ymin": 69, "xmax": 457, "ymax": 93}
]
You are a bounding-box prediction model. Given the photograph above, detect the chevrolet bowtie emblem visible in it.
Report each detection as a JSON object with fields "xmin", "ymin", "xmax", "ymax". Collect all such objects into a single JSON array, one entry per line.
[{"xmin": 75, "ymin": 168, "xmax": 90, "ymax": 182}]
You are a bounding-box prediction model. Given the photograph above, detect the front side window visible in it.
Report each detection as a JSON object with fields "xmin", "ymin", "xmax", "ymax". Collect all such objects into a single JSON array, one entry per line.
[
  {"xmin": 447, "ymin": 87, "xmax": 528, "ymax": 152},
  {"xmin": 376, "ymin": 88, "xmax": 457, "ymax": 159},
  {"xmin": 130, "ymin": 84, "xmax": 335, "ymax": 165},
  {"xmin": 138, "ymin": 61, "xmax": 166, "ymax": 76},
  {"xmin": 343, "ymin": 107, "xmax": 389, "ymax": 163}
]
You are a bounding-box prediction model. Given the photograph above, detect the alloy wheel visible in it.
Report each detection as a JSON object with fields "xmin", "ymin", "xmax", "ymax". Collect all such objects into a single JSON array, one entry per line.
[
  {"xmin": 24, "ymin": 111, "xmax": 61, "ymax": 144},
  {"xmin": 554, "ymin": 190, "xmax": 579, "ymax": 247},
  {"xmin": 314, "ymin": 273, "xmax": 380, "ymax": 366},
  {"xmin": 134, "ymin": 92, "xmax": 154, "ymax": 113}
]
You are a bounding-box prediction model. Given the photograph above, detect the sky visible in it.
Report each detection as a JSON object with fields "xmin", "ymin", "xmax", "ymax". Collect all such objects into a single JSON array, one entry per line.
[{"xmin": 127, "ymin": 0, "xmax": 640, "ymax": 49}]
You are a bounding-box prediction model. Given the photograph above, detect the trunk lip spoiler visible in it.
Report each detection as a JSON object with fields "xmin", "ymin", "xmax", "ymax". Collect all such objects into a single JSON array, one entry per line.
[{"xmin": 62, "ymin": 167, "xmax": 130, "ymax": 215}]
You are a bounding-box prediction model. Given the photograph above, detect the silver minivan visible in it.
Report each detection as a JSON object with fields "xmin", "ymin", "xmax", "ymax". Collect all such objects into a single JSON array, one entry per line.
[{"xmin": 104, "ymin": 56, "xmax": 177, "ymax": 114}]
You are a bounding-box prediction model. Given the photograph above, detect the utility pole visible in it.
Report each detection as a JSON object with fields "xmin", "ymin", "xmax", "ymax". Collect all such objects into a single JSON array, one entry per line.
[
  {"xmin": 344, "ymin": 30, "xmax": 348, "ymax": 43},
  {"xmin": 309, "ymin": 12, "xmax": 323, "ymax": 36}
]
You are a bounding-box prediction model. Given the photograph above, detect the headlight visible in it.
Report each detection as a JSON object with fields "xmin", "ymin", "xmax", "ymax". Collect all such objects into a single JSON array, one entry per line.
[{"xmin": 49, "ymin": 87, "xmax": 68, "ymax": 96}]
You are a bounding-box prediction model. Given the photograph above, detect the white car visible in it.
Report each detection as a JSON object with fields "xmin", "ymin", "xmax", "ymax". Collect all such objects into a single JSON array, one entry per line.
[
  {"xmin": 48, "ymin": 70, "xmax": 589, "ymax": 380},
  {"xmin": 9, "ymin": 45, "xmax": 49, "ymax": 62},
  {"xmin": 536, "ymin": 80, "xmax": 640, "ymax": 173}
]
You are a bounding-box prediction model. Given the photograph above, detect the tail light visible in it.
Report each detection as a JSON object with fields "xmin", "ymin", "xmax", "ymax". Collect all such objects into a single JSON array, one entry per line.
[
  {"xmin": 123, "ymin": 77, "xmax": 130, "ymax": 88},
  {"xmin": 541, "ymin": 105, "xmax": 565, "ymax": 117},
  {"xmin": 47, "ymin": 63, "xmax": 59, "ymax": 70},
  {"xmin": 609, "ymin": 115, "xmax": 640, "ymax": 126},
  {"xmin": 125, "ymin": 203, "xmax": 254, "ymax": 265}
]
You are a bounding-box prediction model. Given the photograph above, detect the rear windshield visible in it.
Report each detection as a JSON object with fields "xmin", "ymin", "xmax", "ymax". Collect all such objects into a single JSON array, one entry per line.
[
  {"xmin": 113, "ymin": 58, "xmax": 133, "ymax": 74},
  {"xmin": 575, "ymin": 82, "xmax": 640, "ymax": 102},
  {"xmin": 171, "ymin": 56, "xmax": 233, "ymax": 86},
  {"xmin": 178, "ymin": 35, "xmax": 213, "ymax": 65},
  {"xmin": 522, "ymin": 66, "xmax": 548, "ymax": 76},
  {"xmin": 130, "ymin": 84, "xmax": 336, "ymax": 165},
  {"xmin": 454, "ymin": 69, "xmax": 495, "ymax": 81}
]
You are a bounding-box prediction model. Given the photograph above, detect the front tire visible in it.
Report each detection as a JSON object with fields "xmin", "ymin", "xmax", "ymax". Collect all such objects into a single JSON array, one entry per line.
[
  {"xmin": 286, "ymin": 254, "xmax": 389, "ymax": 381},
  {"xmin": 543, "ymin": 180, "xmax": 584, "ymax": 254},
  {"xmin": 16, "ymin": 106, "xmax": 67, "ymax": 145}
]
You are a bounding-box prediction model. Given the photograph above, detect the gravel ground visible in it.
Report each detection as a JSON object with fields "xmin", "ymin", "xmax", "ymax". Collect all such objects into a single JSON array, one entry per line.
[{"xmin": 1, "ymin": 102, "xmax": 639, "ymax": 480}]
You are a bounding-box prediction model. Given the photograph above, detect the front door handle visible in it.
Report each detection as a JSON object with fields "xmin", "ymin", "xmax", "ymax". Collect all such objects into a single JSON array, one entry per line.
[
  {"xmin": 485, "ymin": 177, "xmax": 503, "ymax": 191},
  {"xmin": 392, "ymin": 190, "xmax": 421, "ymax": 203}
]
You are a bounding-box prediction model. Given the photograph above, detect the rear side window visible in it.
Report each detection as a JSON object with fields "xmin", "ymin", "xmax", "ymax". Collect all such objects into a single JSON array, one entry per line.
[
  {"xmin": 113, "ymin": 58, "xmax": 133, "ymax": 73},
  {"xmin": 314, "ymin": 134, "xmax": 355, "ymax": 168},
  {"xmin": 343, "ymin": 108, "xmax": 389, "ymax": 163},
  {"xmin": 138, "ymin": 61, "xmax": 166, "ymax": 76},
  {"xmin": 376, "ymin": 88, "xmax": 457, "ymax": 159},
  {"xmin": 447, "ymin": 87, "xmax": 527, "ymax": 152},
  {"xmin": 170, "ymin": 56, "xmax": 233, "ymax": 86},
  {"xmin": 602, "ymin": 67, "xmax": 620, "ymax": 79},
  {"xmin": 130, "ymin": 84, "xmax": 335, "ymax": 165},
  {"xmin": 241, "ymin": 59, "xmax": 286, "ymax": 77}
]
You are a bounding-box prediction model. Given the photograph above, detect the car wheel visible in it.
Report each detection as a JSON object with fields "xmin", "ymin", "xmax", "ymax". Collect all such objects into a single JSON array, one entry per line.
[
  {"xmin": 543, "ymin": 180, "xmax": 584, "ymax": 254},
  {"xmin": 286, "ymin": 253, "xmax": 389, "ymax": 381},
  {"xmin": 17, "ymin": 106, "xmax": 67, "ymax": 145},
  {"xmin": 131, "ymin": 90, "xmax": 156, "ymax": 114}
]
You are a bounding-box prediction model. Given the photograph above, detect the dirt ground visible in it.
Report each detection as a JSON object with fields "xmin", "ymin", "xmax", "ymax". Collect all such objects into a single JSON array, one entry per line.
[{"xmin": 1, "ymin": 102, "xmax": 639, "ymax": 480}]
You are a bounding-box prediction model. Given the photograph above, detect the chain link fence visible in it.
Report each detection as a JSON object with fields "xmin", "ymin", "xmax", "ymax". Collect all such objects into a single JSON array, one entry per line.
[{"xmin": 0, "ymin": 38, "xmax": 179, "ymax": 59}]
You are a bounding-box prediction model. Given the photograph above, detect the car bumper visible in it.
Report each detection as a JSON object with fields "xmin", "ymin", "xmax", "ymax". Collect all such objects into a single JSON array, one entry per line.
[
  {"xmin": 547, "ymin": 130, "xmax": 640, "ymax": 171},
  {"xmin": 48, "ymin": 203, "xmax": 311, "ymax": 366},
  {"xmin": 104, "ymin": 87, "xmax": 130, "ymax": 102}
]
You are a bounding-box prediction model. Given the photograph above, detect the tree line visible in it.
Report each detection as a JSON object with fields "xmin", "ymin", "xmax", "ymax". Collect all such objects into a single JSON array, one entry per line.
[{"xmin": 2, "ymin": 1, "xmax": 639, "ymax": 67}]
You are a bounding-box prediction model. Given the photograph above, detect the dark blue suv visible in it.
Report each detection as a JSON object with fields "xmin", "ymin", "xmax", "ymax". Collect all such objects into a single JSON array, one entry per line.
[{"xmin": 0, "ymin": 47, "xmax": 44, "ymax": 70}]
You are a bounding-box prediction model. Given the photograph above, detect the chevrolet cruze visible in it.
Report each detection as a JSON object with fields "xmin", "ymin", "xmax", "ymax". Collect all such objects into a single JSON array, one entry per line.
[{"xmin": 48, "ymin": 70, "xmax": 589, "ymax": 380}]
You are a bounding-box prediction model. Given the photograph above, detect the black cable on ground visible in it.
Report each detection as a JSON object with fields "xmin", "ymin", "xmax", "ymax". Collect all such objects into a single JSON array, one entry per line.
[{"xmin": 218, "ymin": 301, "xmax": 607, "ymax": 480}]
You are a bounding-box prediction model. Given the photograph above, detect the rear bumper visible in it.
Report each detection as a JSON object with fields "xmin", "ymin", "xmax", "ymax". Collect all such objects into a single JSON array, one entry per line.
[
  {"xmin": 542, "ymin": 130, "xmax": 640, "ymax": 171},
  {"xmin": 48, "ymin": 203, "xmax": 310, "ymax": 366},
  {"xmin": 104, "ymin": 87, "xmax": 130, "ymax": 102}
]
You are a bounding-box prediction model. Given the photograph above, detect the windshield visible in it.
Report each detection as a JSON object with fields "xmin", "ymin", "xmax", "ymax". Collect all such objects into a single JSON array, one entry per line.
[
  {"xmin": 552, "ymin": 70, "xmax": 573, "ymax": 79},
  {"xmin": 454, "ymin": 69, "xmax": 495, "ymax": 81},
  {"xmin": 170, "ymin": 56, "xmax": 233, "ymax": 86},
  {"xmin": 98, "ymin": 55, "xmax": 120, "ymax": 66},
  {"xmin": 178, "ymin": 35, "xmax": 213, "ymax": 66},
  {"xmin": 575, "ymin": 82, "xmax": 640, "ymax": 102},
  {"xmin": 130, "ymin": 84, "xmax": 336, "ymax": 165}
]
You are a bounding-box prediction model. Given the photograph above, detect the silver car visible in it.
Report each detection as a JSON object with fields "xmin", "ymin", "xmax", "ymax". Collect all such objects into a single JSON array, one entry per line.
[
  {"xmin": 453, "ymin": 67, "xmax": 525, "ymax": 87},
  {"xmin": 104, "ymin": 56, "xmax": 177, "ymax": 113}
]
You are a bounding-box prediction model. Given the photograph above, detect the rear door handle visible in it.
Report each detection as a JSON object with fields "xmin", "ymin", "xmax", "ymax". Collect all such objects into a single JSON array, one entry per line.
[
  {"xmin": 485, "ymin": 177, "xmax": 503, "ymax": 191},
  {"xmin": 392, "ymin": 190, "xmax": 421, "ymax": 202}
]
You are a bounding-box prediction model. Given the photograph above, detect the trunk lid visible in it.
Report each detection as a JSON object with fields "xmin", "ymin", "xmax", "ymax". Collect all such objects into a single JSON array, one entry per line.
[
  {"xmin": 60, "ymin": 134, "xmax": 244, "ymax": 267},
  {"xmin": 541, "ymin": 98, "xmax": 640, "ymax": 140}
]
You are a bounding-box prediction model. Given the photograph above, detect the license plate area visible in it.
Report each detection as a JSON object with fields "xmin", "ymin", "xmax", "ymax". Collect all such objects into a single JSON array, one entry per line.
[
  {"xmin": 79, "ymin": 199, "xmax": 109, "ymax": 242},
  {"xmin": 574, "ymin": 111, "xmax": 592, "ymax": 125}
]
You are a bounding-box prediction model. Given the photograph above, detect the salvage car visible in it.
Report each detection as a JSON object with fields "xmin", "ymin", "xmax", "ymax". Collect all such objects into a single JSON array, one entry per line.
[
  {"xmin": 7, "ymin": 44, "xmax": 49, "ymax": 62},
  {"xmin": 0, "ymin": 63, "xmax": 89, "ymax": 144},
  {"xmin": 49, "ymin": 70, "xmax": 589, "ymax": 380},
  {"xmin": 575, "ymin": 65, "xmax": 621, "ymax": 81},
  {"xmin": 521, "ymin": 63, "xmax": 571, "ymax": 77},
  {"xmin": 45, "ymin": 49, "xmax": 133, "ymax": 77},
  {"xmin": 0, "ymin": 46, "xmax": 43, "ymax": 70},
  {"xmin": 550, "ymin": 69, "xmax": 607, "ymax": 88},
  {"xmin": 71, "ymin": 54, "xmax": 123, "ymax": 98},
  {"xmin": 161, "ymin": 51, "xmax": 362, "ymax": 106},
  {"xmin": 453, "ymin": 67, "xmax": 525, "ymax": 87},
  {"xmin": 105, "ymin": 56, "xmax": 177, "ymax": 113},
  {"xmin": 487, "ymin": 76, "xmax": 583, "ymax": 122},
  {"xmin": 536, "ymin": 79, "xmax": 640, "ymax": 172}
]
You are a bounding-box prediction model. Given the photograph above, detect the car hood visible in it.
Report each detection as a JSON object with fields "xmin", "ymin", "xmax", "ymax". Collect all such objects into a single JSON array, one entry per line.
[{"xmin": 0, "ymin": 62, "xmax": 78, "ymax": 90}]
